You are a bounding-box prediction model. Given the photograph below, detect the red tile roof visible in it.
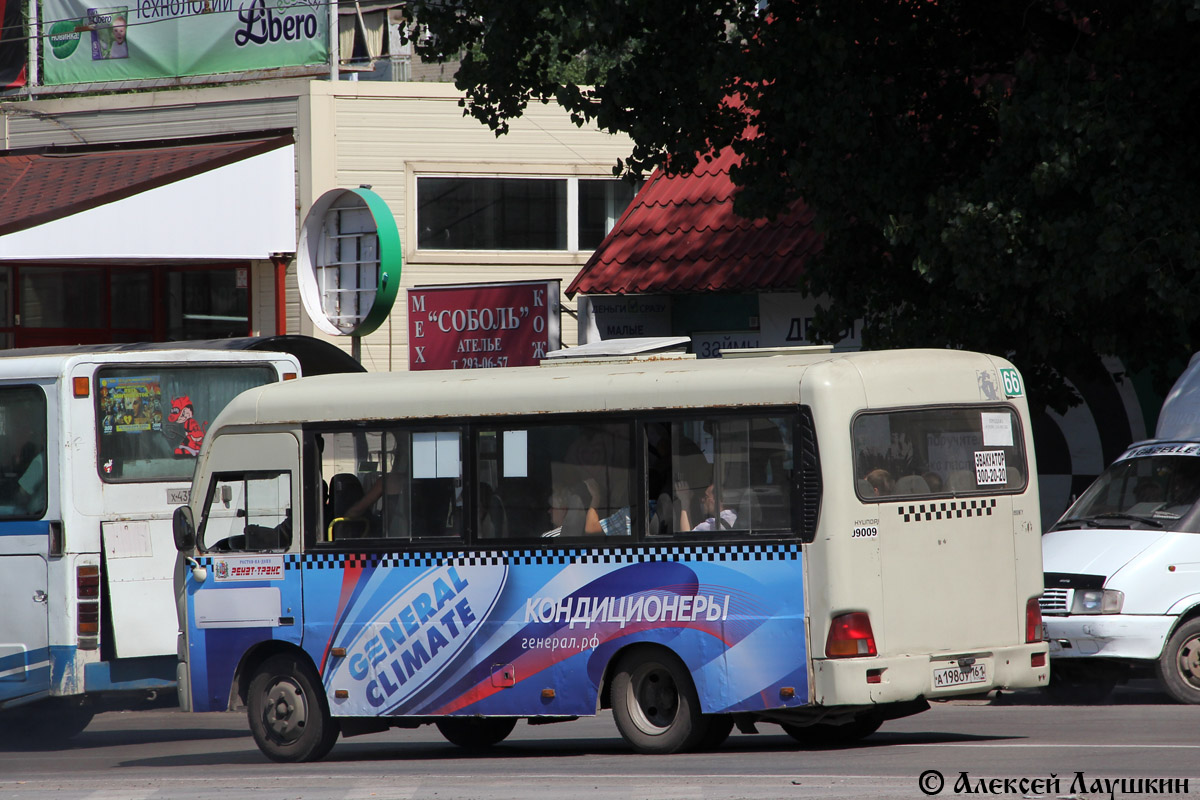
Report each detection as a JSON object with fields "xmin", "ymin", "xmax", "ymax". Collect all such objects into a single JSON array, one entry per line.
[
  {"xmin": 0, "ymin": 133, "xmax": 293, "ymax": 238},
  {"xmin": 567, "ymin": 145, "xmax": 822, "ymax": 297}
]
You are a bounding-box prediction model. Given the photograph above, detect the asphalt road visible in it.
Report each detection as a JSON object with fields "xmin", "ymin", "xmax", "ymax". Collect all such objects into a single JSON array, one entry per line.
[{"xmin": 1, "ymin": 683, "xmax": 1197, "ymax": 800}]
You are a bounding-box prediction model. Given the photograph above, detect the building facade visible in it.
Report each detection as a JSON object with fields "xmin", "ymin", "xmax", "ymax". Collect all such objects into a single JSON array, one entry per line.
[{"xmin": 0, "ymin": 79, "xmax": 636, "ymax": 366}]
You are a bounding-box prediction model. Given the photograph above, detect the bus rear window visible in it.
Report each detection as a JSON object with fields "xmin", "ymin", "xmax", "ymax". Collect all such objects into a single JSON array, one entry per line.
[
  {"xmin": 853, "ymin": 406, "xmax": 1026, "ymax": 500},
  {"xmin": 96, "ymin": 365, "xmax": 275, "ymax": 482},
  {"xmin": 0, "ymin": 386, "xmax": 47, "ymax": 518}
]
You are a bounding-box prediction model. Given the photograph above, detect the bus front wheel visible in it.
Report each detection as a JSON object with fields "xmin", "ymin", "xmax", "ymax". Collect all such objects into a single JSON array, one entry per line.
[
  {"xmin": 435, "ymin": 717, "xmax": 517, "ymax": 749},
  {"xmin": 1157, "ymin": 617, "xmax": 1200, "ymax": 704},
  {"xmin": 247, "ymin": 653, "xmax": 340, "ymax": 763},
  {"xmin": 611, "ymin": 647, "xmax": 706, "ymax": 754}
]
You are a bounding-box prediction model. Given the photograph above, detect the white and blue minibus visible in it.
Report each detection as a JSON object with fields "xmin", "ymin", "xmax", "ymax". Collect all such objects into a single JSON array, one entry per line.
[
  {"xmin": 173, "ymin": 347, "xmax": 1048, "ymax": 761},
  {"xmin": 0, "ymin": 343, "xmax": 304, "ymax": 741}
]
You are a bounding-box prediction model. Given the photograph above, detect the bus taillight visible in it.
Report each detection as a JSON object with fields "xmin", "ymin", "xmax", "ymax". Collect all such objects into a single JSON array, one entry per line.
[
  {"xmin": 826, "ymin": 612, "xmax": 877, "ymax": 658},
  {"xmin": 1026, "ymin": 597, "xmax": 1044, "ymax": 644},
  {"xmin": 77, "ymin": 565, "xmax": 100, "ymax": 650}
]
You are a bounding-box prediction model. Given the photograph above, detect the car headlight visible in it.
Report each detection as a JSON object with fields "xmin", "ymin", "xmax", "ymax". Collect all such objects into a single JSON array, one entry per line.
[{"xmin": 1071, "ymin": 589, "xmax": 1124, "ymax": 614}]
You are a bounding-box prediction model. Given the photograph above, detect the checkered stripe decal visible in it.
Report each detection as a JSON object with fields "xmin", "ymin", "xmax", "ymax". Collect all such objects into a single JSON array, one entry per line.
[
  {"xmin": 897, "ymin": 498, "xmax": 997, "ymax": 523},
  {"xmin": 197, "ymin": 544, "xmax": 800, "ymax": 570}
]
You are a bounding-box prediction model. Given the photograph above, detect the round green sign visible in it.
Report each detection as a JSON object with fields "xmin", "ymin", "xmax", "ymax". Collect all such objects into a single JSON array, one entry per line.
[{"xmin": 297, "ymin": 187, "xmax": 402, "ymax": 338}]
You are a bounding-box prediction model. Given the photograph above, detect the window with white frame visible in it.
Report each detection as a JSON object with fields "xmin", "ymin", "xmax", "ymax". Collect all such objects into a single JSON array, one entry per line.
[{"xmin": 416, "ymin": 176, "xmax": 639, "ymax": 251}]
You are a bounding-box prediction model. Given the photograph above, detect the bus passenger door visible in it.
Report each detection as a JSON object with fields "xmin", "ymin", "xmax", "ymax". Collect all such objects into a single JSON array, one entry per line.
[
  {"xmin": 184, "ymin": 432, "xmax": 302, "ymax": 712},
  {"xmin": 0, "ymin": 554, "xmax": 49, "ymax": 703},
  {"xmin": 101, "ymin": 519, "xmax": 180, "ymax": 659}
]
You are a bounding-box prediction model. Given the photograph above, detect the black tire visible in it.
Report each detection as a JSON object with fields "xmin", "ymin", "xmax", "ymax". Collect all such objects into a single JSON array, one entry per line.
[
  {"xmin": 435, "ymin": 717, "xmax": 518, "ymax": 749},
  {"xmin": 1157, "ymin": 617, "xmax": 1200, "ymax": 704},
  {"xmin": 781, "ymin": 713, "xmax": 883, "ymax": 747},
  {"xmin": 1045, "ymin": 663, "xmax": 1118, "ymax": 704},
  {"xmin": 610, "ymin": 647, "xmax": 706, "ymax": 754},
  {"xmin": 0, "ymin": 697, "xmax": 95, "ymax": 746},
  {"xmin": 247, "ymin": 653, "xmax": 340, "ymax": 763},
  {"xmin": 696, "ymin": 714, "xmax": 735, "ymax": 750}
]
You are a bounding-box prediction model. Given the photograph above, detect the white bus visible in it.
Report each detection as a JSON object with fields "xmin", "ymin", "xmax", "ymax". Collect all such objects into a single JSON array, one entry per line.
[
  {"xmin": 173, "ymin": 348, "xmax": 1048, "ymax": 762},
  {"xmin": 0, "ymin": 344, "xmax": 307, "ymax": 742}
]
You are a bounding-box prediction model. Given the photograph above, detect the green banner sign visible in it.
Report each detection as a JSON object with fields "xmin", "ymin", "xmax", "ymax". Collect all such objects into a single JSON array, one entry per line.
[{"xmin": 42, "ymin": 0, "xmax": 328, "ymax": 85}]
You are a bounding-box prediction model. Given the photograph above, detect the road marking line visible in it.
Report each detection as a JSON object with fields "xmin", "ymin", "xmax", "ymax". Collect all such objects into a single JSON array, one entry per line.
[{"xmin": 900, "ymin": 743, "xmax": 1200, "ymax": 748}]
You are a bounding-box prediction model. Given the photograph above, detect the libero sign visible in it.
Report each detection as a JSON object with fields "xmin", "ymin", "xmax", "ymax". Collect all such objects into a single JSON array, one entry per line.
[
  {"xmin": 407, "ymin": 281, "xmax": 561, "ymax": 371},
  {"xmin": 42, "ymin": 0, "xmax": 328, "ymax": 85}
]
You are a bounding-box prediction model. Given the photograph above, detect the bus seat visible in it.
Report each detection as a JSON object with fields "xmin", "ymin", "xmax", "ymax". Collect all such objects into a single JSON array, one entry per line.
[
  {"xmin": 245, "ymin": 526, "xmax": 274, "ymax": 549},
  {"xmin": 1006, "ymin": 467, "xmax": 1024, "ymax": 489},
  {"xmin": 895, "ymin": 475, "xmax": 930, "ymax": 495},
  {"xmin": 478, "ymin": 482, "xmax": 508, "ymax": 538},
  {"xmin": 649, "ymin": 492, "xmax": 675, "ymax": 536},
  {"xmin": 732, "ymin": 490, "xmax": 759, "ymax": 530},
  {"xmin": 328, "ymin": 473, "xmax": 365, "ymax": 519},
  {"xmin": 947, "ymin": 470, "xmax": 975, "ymax": 493},
  {"xmin": 412, "ymin": 478, "xmax": 460, "ymax": 538},
  {"xmin": 558, "ymin": 483, "xmax": 591, "ymax": 538}
]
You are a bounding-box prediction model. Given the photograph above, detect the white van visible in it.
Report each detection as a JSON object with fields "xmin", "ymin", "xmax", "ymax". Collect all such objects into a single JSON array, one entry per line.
[{"xmin": 1042, "ymin": 353, "xmax": 1200, "ymax": 703}]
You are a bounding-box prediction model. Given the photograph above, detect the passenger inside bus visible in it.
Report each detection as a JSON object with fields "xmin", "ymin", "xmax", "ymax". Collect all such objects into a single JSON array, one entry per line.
[
  {"xmin": 650, "ymin": 438, "xmax": 711, "ymax": 534},
  {"xmin": 541, "ymin": 486, "xmax": 571, "ymax": 537},
  {"xmin": 13, "ymin": 423, "xmax": 46, "ymax": 515},
  {"xmin": 863, "ymin": 468, "xmax": 894, "ymax": 496},
  {"xmin": 244, "ymin": 507, "xmax": 292, "ymax": 550},
  {"xmin": 691, "ymin": 483, "xmax": 738, "ymax": 531},
  {"xmin": 580, "ymin": 478, "xmax": 630, "ymax": 536},
  {"xmin": 345, "ymin": 468, "xmax": 404, "ymax": 521}
]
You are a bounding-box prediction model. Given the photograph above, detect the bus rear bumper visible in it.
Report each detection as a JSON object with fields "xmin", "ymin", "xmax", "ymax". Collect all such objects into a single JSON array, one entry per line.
[{"xmin": 811, "ymin": 643, "xmax": 1050, "ymax": 705}]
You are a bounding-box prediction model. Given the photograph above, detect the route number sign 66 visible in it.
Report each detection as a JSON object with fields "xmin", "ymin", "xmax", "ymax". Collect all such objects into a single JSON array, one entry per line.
[{"xmin": 1000, "ymin": 368, "xmax": 1024, "ymax": 398}]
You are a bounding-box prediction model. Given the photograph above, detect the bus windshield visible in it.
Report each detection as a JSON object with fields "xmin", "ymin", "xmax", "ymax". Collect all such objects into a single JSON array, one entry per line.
[{"xmin": 1051, "ymin": 452, "xmax": 1200, "ymax": 532}]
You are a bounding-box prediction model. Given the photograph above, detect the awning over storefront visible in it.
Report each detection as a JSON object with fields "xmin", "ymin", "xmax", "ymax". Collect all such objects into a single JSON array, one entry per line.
[
  {"xmin": 567, "ymin": 146, "xmax": 822, "ymax": 297},
  {"xmin": 0, "ymin": 133, "xmax": 296, "ymax": 261}
]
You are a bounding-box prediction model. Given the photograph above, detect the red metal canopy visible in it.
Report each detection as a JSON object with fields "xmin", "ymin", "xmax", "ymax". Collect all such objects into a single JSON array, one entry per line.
[{"xmin": 567, "ymin": 146, "xmax": 822, "ymax": 297}]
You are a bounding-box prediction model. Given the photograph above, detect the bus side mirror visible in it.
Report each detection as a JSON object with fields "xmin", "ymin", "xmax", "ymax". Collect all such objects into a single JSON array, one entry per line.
[{"xmin": 173, "ymin": 505, "xmax": 196, "ymax": 551}]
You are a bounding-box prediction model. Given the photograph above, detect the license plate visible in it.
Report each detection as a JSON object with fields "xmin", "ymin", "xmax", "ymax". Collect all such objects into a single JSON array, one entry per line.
[{"xmin": 932, "ymin": 662, "xmax": 988, "ymax": 689}]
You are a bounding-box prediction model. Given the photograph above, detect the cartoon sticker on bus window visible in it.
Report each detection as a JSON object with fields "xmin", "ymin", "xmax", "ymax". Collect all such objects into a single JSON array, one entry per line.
[{"xmin": 166, "ymin": 396, "xmax": 207, "ymax": 457}]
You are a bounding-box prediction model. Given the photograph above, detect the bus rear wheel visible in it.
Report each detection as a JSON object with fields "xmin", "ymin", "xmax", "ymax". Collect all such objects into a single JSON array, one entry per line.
[
  {"xmin": 781, "ymin": 713, "xmax": 883, "ymax": 747},
  {"xmin": 611, "ymin": 647, "xmax": 706, "ymax": 754},
  {"xmin": 247, "ymin": 653, "xmax": 340, "ymax": 763},
  {"xmin": 1157, "ymin": 617, "xmax": 1200, "ymax": 704},
  {"xmin": 435, "ymin": 717, "xmax": 517, "ymax": 749}
]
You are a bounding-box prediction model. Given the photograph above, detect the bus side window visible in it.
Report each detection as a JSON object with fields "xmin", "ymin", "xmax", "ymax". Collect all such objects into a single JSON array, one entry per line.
[
  {"xmin": 200, "ymin": 471, "xmax": 292, "ymax": 552},
  {"xmin": 649, "ymin": 414, "xmax": 794, "ymax": 537},
  {"xmin": 411, "ymin": 430, "xmax": 464, "ymax": 540},
  {"xmin": 476, "ymin": 422, "xmax": 632, "ymax": 540},
  {"xmin": 319, "ymin": 431, "xmax": 371, "ymax": 541},
  {"xmin": 0, "ymin": 386, "xmax": 48, "ymax": 519}
]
